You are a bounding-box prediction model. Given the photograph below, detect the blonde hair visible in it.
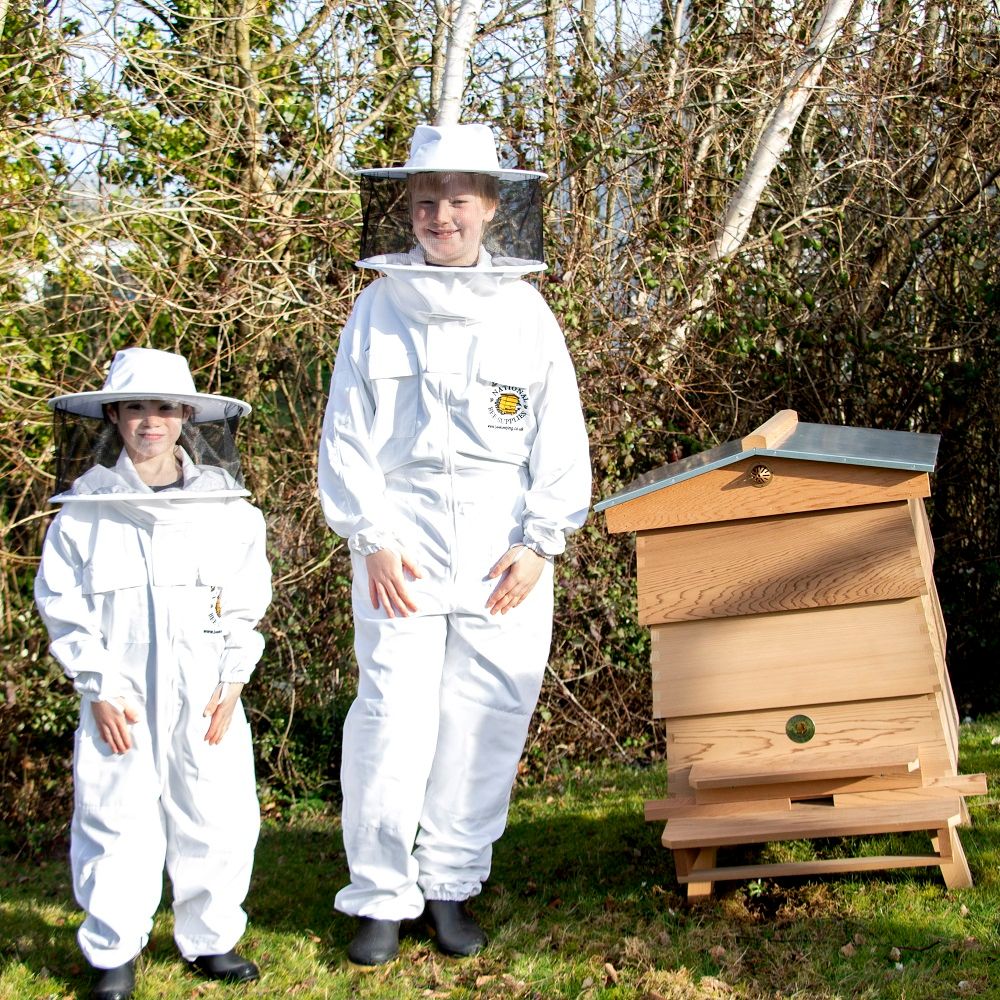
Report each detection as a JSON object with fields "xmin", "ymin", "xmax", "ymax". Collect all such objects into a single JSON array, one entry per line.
[{"xmin": 407, "ymin": 171, "xmax": 500, "ymax": 207}]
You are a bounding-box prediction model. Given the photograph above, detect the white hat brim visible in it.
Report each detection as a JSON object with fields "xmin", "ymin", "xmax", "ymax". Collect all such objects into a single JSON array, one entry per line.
[
  {"xmin": 49, "ymin": 390, "xmax": 251, "ymax": 422},
  {"xmin": 356, "ymin": 255, "xmax": 546, "ymax": 277},
  {"xmin": 356, "ymin": 166, "xmax": 546, "ymax": 181},
  {"xmin": 49, "ymin": 488, "xmax": 251, "ymax": 504}
]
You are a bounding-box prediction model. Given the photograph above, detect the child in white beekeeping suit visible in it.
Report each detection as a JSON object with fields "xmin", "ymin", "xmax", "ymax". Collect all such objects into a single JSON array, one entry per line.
[
  {"xmin": 318, "ymin": 123, "xmax": 592, "ymax": 965},
  {"xmin": 34, "ymin": 347, "xmax": 272, "ymax": 1000}
]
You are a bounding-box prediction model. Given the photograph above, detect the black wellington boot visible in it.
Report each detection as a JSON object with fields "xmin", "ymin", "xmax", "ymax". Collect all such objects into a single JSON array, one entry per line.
[
  {"xmin": 189, "ymin": 949, "xmax": 260, "ymax": 983},
  {"xmin": 425, "ymin": 899, "xmax": 487, "ymax": 957},
  {"xmin": 90, "ymin": 960, "xmax": 135, "ymax": 1000},
  {"xmin": 348, "ymin": 917, "xmax": 401, "ymax": 966}
]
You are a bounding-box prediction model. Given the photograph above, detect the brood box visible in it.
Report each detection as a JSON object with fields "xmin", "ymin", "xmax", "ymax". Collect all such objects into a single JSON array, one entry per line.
[{"xmin": 595, "ymin": 410, "xmax": 986, "ymax": 901}]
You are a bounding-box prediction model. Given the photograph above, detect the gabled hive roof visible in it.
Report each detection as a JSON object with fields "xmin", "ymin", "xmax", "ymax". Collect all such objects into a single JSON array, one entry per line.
[{"xmin": 595, "ymin": 411, "xmax": 940, "ymax": 513}]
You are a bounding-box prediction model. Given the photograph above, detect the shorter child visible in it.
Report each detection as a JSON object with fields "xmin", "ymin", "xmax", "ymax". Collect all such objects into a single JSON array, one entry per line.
[{"xmin": 34, "ymin": 348, "xmax": 271, "ymax": 1000}]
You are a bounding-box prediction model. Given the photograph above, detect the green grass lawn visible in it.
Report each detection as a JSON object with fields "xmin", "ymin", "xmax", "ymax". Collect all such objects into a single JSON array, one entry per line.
[{"xmin": 2, "ymin": 720, "xmax": 998, "ymax": 999}]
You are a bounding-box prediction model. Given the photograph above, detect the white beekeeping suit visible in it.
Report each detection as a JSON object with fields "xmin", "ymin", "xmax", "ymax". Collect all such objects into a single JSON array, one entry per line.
[
  {"xmin": 33, "ymin": 348, "xmax": 271, "ymax": 985},
  {"xmin": 318, "ymin": 124, "xmax": 591, "ymax": 948}
]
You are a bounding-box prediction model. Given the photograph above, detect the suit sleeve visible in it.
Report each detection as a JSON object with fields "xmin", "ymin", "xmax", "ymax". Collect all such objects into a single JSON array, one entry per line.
[
  {"xmin": 33, "ymin": 511, "xmax": 124, "ymax": 701},
  {"xmin": 317, "ymin": 295, "xmax": 411, "ymax": 555},
  {"xmin": 522, "ymin": 300, "xmax": 592, "ymax": 556}
]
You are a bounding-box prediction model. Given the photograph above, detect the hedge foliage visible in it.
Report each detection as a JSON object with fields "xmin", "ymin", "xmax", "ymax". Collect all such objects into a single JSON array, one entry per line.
[{"xmin": 2, "ymin": 0, "xmax": 998, "ymax": 851}]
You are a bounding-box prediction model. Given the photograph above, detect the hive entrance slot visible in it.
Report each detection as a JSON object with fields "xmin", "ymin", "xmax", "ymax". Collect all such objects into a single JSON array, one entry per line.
[{"xmin": 790, "ymin": 795, "xmax": 836, "ymax": 808}]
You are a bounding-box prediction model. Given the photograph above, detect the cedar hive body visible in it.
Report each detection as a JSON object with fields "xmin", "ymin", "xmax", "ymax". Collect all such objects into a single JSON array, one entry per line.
[{"xmin": 595, "ymin": 410, "xmax": 986, "ymax": 901}]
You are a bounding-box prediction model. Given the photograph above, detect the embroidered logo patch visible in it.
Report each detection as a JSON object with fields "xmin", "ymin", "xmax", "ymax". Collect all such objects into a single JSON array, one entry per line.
[{"xmin": 488, "ymin": 384, "xmax": 529, "ymax": 430}]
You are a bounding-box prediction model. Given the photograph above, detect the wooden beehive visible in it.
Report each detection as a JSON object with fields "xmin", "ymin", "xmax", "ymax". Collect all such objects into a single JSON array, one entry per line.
[{"xmin": 595, "ymin": 410, "xmax": 986, "ymax": 901}]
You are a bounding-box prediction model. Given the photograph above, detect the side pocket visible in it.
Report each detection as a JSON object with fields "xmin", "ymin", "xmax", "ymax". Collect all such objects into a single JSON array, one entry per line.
[{"xmin": 74, "ymin": 709, "xmax": 158, "ymax": 812}]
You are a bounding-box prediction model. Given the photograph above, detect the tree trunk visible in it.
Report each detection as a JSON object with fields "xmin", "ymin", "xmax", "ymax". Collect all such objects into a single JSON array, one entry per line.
[
  {"xmin": 429, "ymin": 0, "xmax": 454, "ymax": 120},
  {"xmin": 436, "ymin": 0, "xmax": 484, "ymax": 125},
  {"xmin": 710, "ymin": 0, "xmax": 853, "ymax": 261}
]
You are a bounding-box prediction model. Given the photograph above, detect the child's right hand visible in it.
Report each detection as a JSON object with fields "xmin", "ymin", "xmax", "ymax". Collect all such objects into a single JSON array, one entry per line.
[
  {"xmin": 91, "ymin": 698, "xmax": 141, "ymax": 755},
  {"xmin": 365, "ymin": 547, "xmax": 423, "ymax": 618}
]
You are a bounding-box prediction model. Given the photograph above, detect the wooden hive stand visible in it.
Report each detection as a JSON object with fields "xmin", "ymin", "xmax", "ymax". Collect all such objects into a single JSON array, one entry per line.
[{"xmin": 595, "ymin": 410, "xmax": 987, "ymax": 902}]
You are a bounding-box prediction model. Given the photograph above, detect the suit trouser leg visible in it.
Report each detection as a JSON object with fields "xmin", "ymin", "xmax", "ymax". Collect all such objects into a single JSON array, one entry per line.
[
  {"xmin": 335, "ymin": 608, "xmax": 448, "ymax": 920},
  {"xmin": 72, "ymin": 711, "xmax": 166, "ymax": 968},
  {"xmin": 164, "ymin": 682, "xmax": 260, "ymax": 962},
  {"xmin": 414, "ymin": 569, "xmax": 553, "ymax": 900}
]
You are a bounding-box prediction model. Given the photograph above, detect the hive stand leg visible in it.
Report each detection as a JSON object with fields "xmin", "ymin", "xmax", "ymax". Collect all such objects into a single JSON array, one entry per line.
[
  {"xmin": 673, "ymin": 847, "xmax": 717, "ymax": 903},
  {"xmin": 935, "ymin": 826, "xmax": 973, "ymax": 889}
]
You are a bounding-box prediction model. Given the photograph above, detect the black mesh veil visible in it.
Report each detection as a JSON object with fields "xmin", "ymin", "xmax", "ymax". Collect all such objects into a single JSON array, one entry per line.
[
  {"xmin": 359, "ymin": 175, "xmax": 544, "ymax": 263},
  {"xmin": 51, "ymin": 403, "xmax": 247, "ymax": 497}
]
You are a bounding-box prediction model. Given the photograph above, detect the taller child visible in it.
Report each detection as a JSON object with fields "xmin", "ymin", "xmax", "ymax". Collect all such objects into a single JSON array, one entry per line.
[{"xmin": 318, "ymin": 124, "xmax": 591, "ymax": 965}]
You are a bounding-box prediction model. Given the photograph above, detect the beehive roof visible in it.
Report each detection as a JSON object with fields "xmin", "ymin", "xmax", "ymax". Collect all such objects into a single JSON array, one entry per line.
[{"xmin": 595, "ymin": 411, "xmax": 940, "ymax": 513}]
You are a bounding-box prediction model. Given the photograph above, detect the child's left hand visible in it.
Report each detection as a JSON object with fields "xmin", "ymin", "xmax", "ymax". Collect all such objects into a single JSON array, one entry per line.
[
  {"xmin": 203, "ymin": 681, "xmax": 245, "ymax": 745},
  {"xmin": 486, "ymin": 545, "xmax": 547, "ymax": 615}
]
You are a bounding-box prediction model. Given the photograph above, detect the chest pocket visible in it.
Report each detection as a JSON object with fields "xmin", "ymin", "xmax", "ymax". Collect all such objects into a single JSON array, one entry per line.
[
  {"xmin": 196, "ymin": 551, "xmax": 228, "ymax": 589},
  {"xmin": 367, "ymin": 340, "xmax": 421, "ymax": 442},
  {"xmin": 82, "ymin": 527, "xmax": 147, "ymax": 595},
  {"xmin": 477, "ymin": 356, "xmax": 539, "ymax": 437},
  {"xmin": 193, "ymin": 542, "xmax": 230, "ymax": 637},
  {"xmin": 81, "ymin": 532, "xmax": 150, "ymax": 646}
]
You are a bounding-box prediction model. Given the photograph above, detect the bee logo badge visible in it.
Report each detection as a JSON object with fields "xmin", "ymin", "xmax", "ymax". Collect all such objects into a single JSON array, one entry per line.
[
  {"xmin": 488, "ymin": 384, "xmax": 529, "ymax": 431},
  {"xmin": 205, "ymin": 587, "xmax": 223, "ymax": 634}
]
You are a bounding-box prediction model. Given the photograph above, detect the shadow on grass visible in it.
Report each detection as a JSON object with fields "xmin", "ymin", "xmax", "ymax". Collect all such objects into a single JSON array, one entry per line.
[
  {"xmin": 0, "ymin": 845, "xmax": 77, "ymax": 986},
  {"xmin": 485, "ymin": 798, "xmax": 999, "ymax": 997},
  {"xmin": 244, "ymin": 813, "xmax": 352, "ymax": 969},
  {"xmin": 2, "ymin": 764, "xmax": 997, "ymax": 997}
]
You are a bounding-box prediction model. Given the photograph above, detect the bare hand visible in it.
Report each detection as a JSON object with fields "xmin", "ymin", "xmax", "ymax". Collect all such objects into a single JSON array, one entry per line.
[
  {"xmin": 366, "ymin": 548, "xmax": 423, "ymax": 618},
  {"xmin": 91, "ymin": 698, "xmax": 141, "ymax": 754},
  {"xmin": 486, "ymin": 545, "xmax": 547, "ymax": 616},
  {"xmin": 203, "ymin": 682, "xmax": 245, "ymax": 745}
]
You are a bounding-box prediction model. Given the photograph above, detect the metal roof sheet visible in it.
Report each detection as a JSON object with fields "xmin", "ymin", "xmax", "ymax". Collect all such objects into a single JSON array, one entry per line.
[{"xmin": 594, "ymin": 421, "xmax": 940, "ymax": 512}]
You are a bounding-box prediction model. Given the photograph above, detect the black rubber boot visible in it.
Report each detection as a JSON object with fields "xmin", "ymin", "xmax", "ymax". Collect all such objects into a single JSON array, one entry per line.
[
  {"xmin": 189, "ymin": 949, "xmax": 260, "ymax": 983},
  {"xmin": 90, "ymin": 960, "xmax": 135, "ymax": 1000},
  {"xmin": 425, "ymin": 899, "xmax": 487, "ymax": 957},
  {"xmin": 348, "ymin": 917, "xmax": 401, "ymax": 966}
]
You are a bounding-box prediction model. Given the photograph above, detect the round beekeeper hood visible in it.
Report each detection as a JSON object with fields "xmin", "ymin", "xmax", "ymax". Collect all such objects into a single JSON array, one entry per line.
[
  {"xmin": 355, "ymin": 123, "xmax": 546, "ymax": 269},
  {"xmin": 47, "ymin": 348, "xmax": 251, "ymax": 503}
]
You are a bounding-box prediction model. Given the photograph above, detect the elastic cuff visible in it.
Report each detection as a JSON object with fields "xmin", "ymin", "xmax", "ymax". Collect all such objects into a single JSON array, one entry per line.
[
  {"xmin": 348, "ymin": 527, "xmax": 400, "ymax": 556},
  {"xmin": 521, "ymin": 524, "xmax": 567, "ymax": 558},
  {"xmin": 421, "ymin": 883, "xmax": 483, "ymax": 903},
  {"xmin": 521, "ymin": 540, "xmax": 554, "ymax": 561},
  {"xmin": 75, "ymin": 671, "xmax": 123, "ymax": 703},
  {"xmin": 220, "ymin": 645, "xmax": 256, "ymax": 683},
  {"xmin": 349, "ymin": 538, "xmax": 384, "ymax": 557}
]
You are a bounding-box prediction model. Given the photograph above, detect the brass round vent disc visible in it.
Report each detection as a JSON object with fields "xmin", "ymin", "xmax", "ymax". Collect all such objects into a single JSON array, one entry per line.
[{"xmin": 785, "ymin": 714, "xmax": 815, "ymax": 743}]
